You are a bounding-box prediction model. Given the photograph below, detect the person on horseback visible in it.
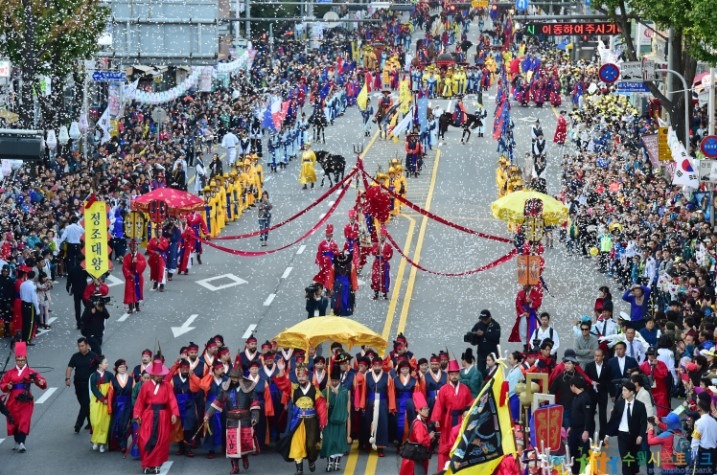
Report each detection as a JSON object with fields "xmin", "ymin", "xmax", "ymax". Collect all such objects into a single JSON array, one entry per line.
[
  {"xmin": 376, "ymin": 91, "xmax": 393, "ymax": 139},
  {"xmin": 405, "ymin": 133, "xmax": 423, "ymax": 178},
  {"xmin": 453, "ymin": 97, "xmax": 467, "ymax": 127}
]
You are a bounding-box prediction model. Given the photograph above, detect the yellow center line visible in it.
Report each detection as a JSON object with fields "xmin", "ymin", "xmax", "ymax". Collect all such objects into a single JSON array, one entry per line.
[
  {"xmin": 397, "ymin": 149, "xmax": 441, "ymax": 334},
  {"xmin": 342, "ymin": 441, "xmax": 360, "ymax": 475},
  {"xmin": 364, "ymin": 452, "xmax": 379, "ymax": 475}
]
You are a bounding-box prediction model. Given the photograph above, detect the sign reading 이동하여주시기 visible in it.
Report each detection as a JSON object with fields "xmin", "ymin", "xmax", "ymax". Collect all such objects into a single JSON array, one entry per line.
[{"xmin": 84, "ymin": 201, "xmax": 109, "ymax": 279}]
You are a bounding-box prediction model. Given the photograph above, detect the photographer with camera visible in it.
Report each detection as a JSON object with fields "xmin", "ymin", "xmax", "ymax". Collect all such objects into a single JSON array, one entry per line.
[
  {"xmin": 81, "ymin": 292, "xmax": 111, "ymax": 355},
  {"xmin": 0, "ymin": 341, "xmax": 48, "ymax": 452},
  {"xmin": 305, "ymin": 283, "xmax": 329, "ymax": 318},
  {"xmin": 467, "ymin": 309, "xmax": 501, "ymax": 373}
]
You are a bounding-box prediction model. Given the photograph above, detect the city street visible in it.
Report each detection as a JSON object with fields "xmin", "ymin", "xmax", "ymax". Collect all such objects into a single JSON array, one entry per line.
[{"xmin": 0, "ymin": 83, "xmax": 631, "ymax": 474}]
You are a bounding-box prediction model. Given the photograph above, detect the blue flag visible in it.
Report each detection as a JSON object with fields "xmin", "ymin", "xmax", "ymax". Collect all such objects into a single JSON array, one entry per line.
[
  {"xmin": 262, "ymin": 105, "xmax": 275, "ymax": 132},
  {"xmin": 319, "ymin": 82, "xmax": 330, "ymax": 100},
  {"xmin": 417, "ymin": 97, "xmax": 429, "ymax": 130}
]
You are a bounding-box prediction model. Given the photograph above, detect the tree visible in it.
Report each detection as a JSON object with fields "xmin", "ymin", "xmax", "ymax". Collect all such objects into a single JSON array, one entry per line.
[
  {"xmin": 599, "ymin": 0, "xmax": 717, "ymax": 147},
  {"xmin": 0, "ymin": 0, "xmax": 109, "ymax": 128}
]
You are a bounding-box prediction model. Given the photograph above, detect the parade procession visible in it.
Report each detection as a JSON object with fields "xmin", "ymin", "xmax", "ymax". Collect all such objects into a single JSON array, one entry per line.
[{"xmin": 2, "ymin": 0, "xmax": 717, "ymax": 474}]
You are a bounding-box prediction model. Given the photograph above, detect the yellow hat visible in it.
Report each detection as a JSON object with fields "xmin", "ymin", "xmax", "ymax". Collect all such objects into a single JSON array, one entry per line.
[
  {"xmin": 376, "ymin": 173, "xmax": 388, "ymax": 180},
  {"xmin": 209, "ymin": 180, "xmax": 217, "ymax": 187},
  {"xmin": 243, "ymin": 158, "xmax": 251, "ymax": 166},
  {"xmin": 223, "ymin": 173, "xmax": 229, "ymax": 178},
  {"xmin": 230, "ymin": 170, "xmax": 238, "ymax": 177},
  {"xmin": 388, "ymin": 167, "xmax": 397, "ymax": 175},
  {"xmin": 203, "ymin": 186, "xmax": 211, "ymax": 192}
]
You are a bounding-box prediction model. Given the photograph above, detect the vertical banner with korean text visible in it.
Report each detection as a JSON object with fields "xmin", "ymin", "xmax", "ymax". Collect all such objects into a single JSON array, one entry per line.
[{"xmin": 84, "ymin": 201, "xmax": 109, "ymax": 279}]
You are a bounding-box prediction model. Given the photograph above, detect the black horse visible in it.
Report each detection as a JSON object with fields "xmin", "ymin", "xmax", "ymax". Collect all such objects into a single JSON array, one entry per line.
[
  {"xmin": 315, "ymin": 150, "xmax": 346, "ymax": 187},
  {"xmin": 437, "ymin": 111, "xmax": 487, "ymax": 143},
  {"xmin": 308, "ymin": 110, "xmax": 328, "ymax": 144}
]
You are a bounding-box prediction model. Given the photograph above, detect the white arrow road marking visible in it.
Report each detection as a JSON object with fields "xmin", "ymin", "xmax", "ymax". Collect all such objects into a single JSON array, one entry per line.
[
  {"xmin": 36, "ymin": 328, "xmax": 51, "ymax": 337},
  {"xmin": 117, "ymin": 313, "xmax": 130, "ymax": 322},
  {"xmin": 263, "ymin": 294, "xmax": 276, "ymax": 306},
  {"xmin": 242, "ymin": 324, "xmax": 257, "ymax": 339},
  {"xmin": 47, "ymin": 317, "xmax": 57, "ymax": 326},
  {"xmin": 296, "ymin": 245, "xmax": 306, "ymax": 255},
  {"xmin": 0, "ymin": 438, "xmax": 4, "ymax": 446},
  {"xmin": 158, "ymin": 461, "xmax": 174, "ymax": 474},
  {"xmin": 171, "ymin": 314, "xmax": 198, "ymax": 338},
  {"xmin": 35, "ymin": 387, "xmax": 57, "ymax": 404},
  {"xmin": 282, "ymin": 267, "xmax": 293, "ymax": 279}
]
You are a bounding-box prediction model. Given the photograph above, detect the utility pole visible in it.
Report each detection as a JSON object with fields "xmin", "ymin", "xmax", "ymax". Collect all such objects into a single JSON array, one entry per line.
[
  {"xmin": 709, "ymin": 66, "xmax": 715, "ymax": 136},
  {"xmin": 245, "ymin": 0, "xmax": 251, "ymax": 39}
]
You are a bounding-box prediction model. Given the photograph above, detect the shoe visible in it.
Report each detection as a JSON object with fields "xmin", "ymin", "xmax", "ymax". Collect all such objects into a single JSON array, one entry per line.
[
  {"xmin": 18, "ymin": 443, "xmax": 26, "ymax": 453},
  {"xmin": 295, "ymin": 461, "xmax": 304, "ymax": 475},
  {"xmin": 159, "ymin": 285, "xmax": 165, "ymax": 293},
  {"xmin": 26, "ymin": 342, "xmax": 35, "ymax": 346},
  {"xmin": 92, "ymin": 443, "xmax": 99, "ymax": 451},
  {"xmin": 309, "ymin": 460, "xmax": 316, "ymax": 472},
  {"xmin": 372, "ymin": 292, "xmax": 378, "ymax": 300},
  {"xmin": 230, "ymin": 460, "xmax": 240, "ymax": 474},
  {"xmin": 207, "ymin": 451, "xmax": 215, "ymax": 459},
  {"xmin": 383, "ymin": 293, "xmax": 389, "ymax": 300},
  {"xmin": 377, "ymin": 448, "xmax": 385, "ymax": 457},
  {"xmin": 243, "ymin": 457, "xmax": 249, "ymax": 469},
  {"xmin": 185, "ymin": 450, "xmax": 194, "ymax": 458},
  {"xmin": 74, "ymin": 426, "xmax": 80, "ymax": 434},
  {"xmin": 84, "ymin": 423, "xmax": 91, "ymax": 430},
  {"xmin": 12, "ymin": 443, "xmax": 18, "ymax": 451},
  {"xmin": 99, "ymin": 445, "xmax": 106, "ymax": 453}
]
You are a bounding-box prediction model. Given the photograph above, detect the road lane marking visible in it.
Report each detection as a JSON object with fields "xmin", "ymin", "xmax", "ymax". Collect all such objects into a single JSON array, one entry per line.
[
  {"xmin": 397, "ymin": 149, "xmax": 442, "ymax": 334},
  {"xmin": 263, "ymin": 293, "xmax": 276, "ymax": 306},
  {"xmin": 380, "ymin": 214, "xmax": 416, "ymax": 341},
  {"xmin": 329, "ymin": 200, "xmax": 336, "ymax": 206},
  {"xmin": 35, "ymin": 387, "xmax": 57, "ymax": 404},
  {"xmin": 171, "ymin": 314, "xmax": 198, "ymax": 338},
  {"xmin": 320, "ymin": 212, "xmax": 327, "ymax": 218},
  {"xmin": 282, "ymin": 267, "xmax": 293, "ymax": 279},
  {"xmin": 117, "ymin": 313, "xmax": 130, "ymax": 322},
  {"xmin": 0, "ymin": 438, "xmax": 4, "ymax": 446},
  {"xmin": 242, "ymin": 324, "xmax": 257, "ymax": 339},
  {"xmin": 364, "ymin": 452, "xmax": 378, "ymax": 475},
  {"xmin": 342, "ymin": 442, "xmax": 359, "ymax": 475},
  {"xmin": 297, "ymin": 245, "xmax": 306, "ymax": 255},
  {"xmin": 196, "ymin": 273, "xmax": 248, "ymax": 291},
  {"xmin": 158, "ymin": 461, "xmax": 173, "ymax": 474},
  {"xmin": 47, "ymin": 317, "xmax": 57, "ymax": 326},
  {"xmin": 104, "ymin": 274, "xmax": 124, "ymax": 287}
]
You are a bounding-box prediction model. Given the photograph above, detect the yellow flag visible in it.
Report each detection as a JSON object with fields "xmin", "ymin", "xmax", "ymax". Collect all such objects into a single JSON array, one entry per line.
[
  {"xmin": 399, "ymin": 79, "xmax": 411, "ymax": 114},
  {"xmin": 357, "ymin": 83, "xmax": 368, "ymax": 111},
  {"xmin": 445, "ymin": 365, "xmax": 516, "ymax": 474},
  {"xmin": 84, "ymin": 200, "xmax": 109, "ymax": 279}
]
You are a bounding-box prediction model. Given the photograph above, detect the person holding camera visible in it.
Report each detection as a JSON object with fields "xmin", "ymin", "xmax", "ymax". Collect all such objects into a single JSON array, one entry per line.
[
  {"xmin": 306, "ymin": 283, "xmax": 329, "ymax": 318},
  {"xmin": 0, "ymin": 341, "xmax": 48, "ymax": 452},
  {"xmin": 81, "ymin": 293, "xmax": 111, "ymax": 355},
  {"xmin": 468, "ymin": 309, "xmax": 501, "ymax": 373}
]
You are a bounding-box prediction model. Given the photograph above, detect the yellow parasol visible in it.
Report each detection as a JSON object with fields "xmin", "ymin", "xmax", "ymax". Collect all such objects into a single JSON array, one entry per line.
[
  {"xmin": 273, "ymin": 317, "xmax": 388, "ymax": 354},
  {"xmin": 0, "ymin": 110, "xmax": 19, "ymax": 124},
  {"xmin": 491, "ymin": 190, "xmax": 569, "ymax": 226}
]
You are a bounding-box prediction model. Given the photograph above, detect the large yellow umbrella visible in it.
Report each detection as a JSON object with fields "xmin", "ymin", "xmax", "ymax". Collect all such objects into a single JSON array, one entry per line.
[
  {"xmin": 491, "ymin": 190, "xmax": 569, "ymax": 226},
  {"xmin": 273, "ymin": 317, "xmax": 388, "ymax": 354}
]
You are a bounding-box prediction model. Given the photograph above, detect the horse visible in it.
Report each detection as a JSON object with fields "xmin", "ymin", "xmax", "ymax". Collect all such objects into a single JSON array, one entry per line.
[
  {"xmin": 437, "ymin": 111, "xmax": 487, "ymax": 143},
  {"xmin": 314, "ymin": 150, "xmax": 346, "ymax": 187},
  {"xmin": 308, "ymin": 110, "xmax": 328, "ymax": 144},
  {"xmin": 374, "ymin": 104, "xmax": 393, "ymax": 139}
]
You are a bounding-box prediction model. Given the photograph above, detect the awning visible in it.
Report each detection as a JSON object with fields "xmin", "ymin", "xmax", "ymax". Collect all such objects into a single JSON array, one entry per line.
[
  {"xmin": 177, "ymin": 66, "xmax": 191, "ymax": 72},
  {"xmin": 131, "ymin": 65, "xmax": 156, "ymax": 74}
]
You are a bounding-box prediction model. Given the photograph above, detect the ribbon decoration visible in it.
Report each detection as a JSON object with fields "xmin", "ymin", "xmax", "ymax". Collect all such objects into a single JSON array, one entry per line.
[
  {"xmin": 199, "ymin": 172, "xmax": 353, "ymax": 256},
  {"xmin": 356, "ymin": 160, "xmax": 512, "ymax": 244},
  {"xmin": 383, "ymin": 229, "xmax": 518, "ymax": 276},
  {"xmin": 213, "ymin": 167, "xmax": 357, "ymax": 240}
]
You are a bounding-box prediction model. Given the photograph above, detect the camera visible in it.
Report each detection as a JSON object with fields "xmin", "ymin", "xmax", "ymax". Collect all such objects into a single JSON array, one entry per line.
[
  {"xmin": 463, "ymin": 331, "xmax": 479, "ymax": 345},
  {"xmin": 91, "ymin": 295, "xmax": 111, "ymax": 306},
  {"xmin": 305, "ymin": 284, "xmax": 319, "ymax": 299}
]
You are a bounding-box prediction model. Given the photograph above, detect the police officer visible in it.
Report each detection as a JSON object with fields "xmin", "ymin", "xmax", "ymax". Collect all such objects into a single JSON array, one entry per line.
[{"xmin": 691, "ymin": 399, "xmax": 717, "ymax": 474}]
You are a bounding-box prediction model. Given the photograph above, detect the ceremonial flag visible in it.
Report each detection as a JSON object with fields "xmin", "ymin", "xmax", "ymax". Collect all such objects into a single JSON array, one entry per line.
[
  {"xmin": 261, "ymin": 103, "xmax": 275, "ymax": 131},
  {"xmin": 399, "ymin": 78, "xmax": 412, "ymax": 114},
  {"xmin": 417, "ymin": 96, "xmax": 429, "ymax": 130},
  {"xmin": 84, "ymin": 200, "xmax": 109, "ymax": 279},
  {"xmin": 672, "ymin": 148, "xmax": 699, "ymax": 189},
  {"xmin": 445, "ymin": 365, "xmax": 516, "ymax": 474},
  {"xmin": 97, "ymin": 107, "xmax": 112, "ymax": 144},
  {"xmin": 270, "ymin": 97, "xmax": 284, "ymax": 131},
  {"xmin": 390, "ymin": 109, "xmax": 413, "ymax": 138},
  {"xmin": 320, "ymin": 81, "xmax": 330, "ymax": 100},
  {"xmin": 357, "ymin": 83, "xmax": 368, "ymax": 111}
]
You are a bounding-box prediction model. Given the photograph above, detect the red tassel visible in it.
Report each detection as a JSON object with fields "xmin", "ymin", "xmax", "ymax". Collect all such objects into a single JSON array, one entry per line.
[
  {"xmin": 84, "ymin": 193, "xmax": 97, "ymax": 209},
  {"xmin": 500, "ymin": 380, "xmax": 509, "ymax": 407}
]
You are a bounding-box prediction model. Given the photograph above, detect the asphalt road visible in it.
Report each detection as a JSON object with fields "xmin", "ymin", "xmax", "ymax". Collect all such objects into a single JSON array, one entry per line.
[{"xmin": 0, "ymin": 20, "xmax": 637, "ymax": 475}]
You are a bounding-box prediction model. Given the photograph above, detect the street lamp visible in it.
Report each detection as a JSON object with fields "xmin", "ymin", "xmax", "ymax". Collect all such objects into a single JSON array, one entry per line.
[
  {"xmin": 78, "ymin": 113, "xmax": 89, "ymax": 161},
  {"xmin": 58, "ymin": 125, "xmax": 70, "ymax": 156},
  {"xmin": 46, "ymin": 130, "xmax": 58, "ymax": 157}
]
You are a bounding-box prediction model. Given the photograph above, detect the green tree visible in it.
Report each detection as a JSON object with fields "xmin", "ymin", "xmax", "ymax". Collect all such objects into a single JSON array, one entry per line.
[
  {"xmin": 0, "ymin": 0, "xmax": 109, "ymax": 128},
  {"xmin": 599, "ymin": 0, "xmax": 717, "ymax": 145}
]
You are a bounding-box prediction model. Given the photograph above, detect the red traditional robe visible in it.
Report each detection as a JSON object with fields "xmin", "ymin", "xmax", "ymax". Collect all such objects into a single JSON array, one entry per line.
[
  {"xmin": 640, "ymin": 360, "xmax": 670, "ymax": 417},
  {"xmin": 370, "ymin": 242, "xmax": 393, "ymax": 293},
  {"xmin": 10, "ymin": 277, "xmax": 25, "ymax": 336},
  {"xmin": 178, "ymin": 226, "xmax": 196, "ymax": 273},
  {"xmin": 132, "ymin": 380, "xmax": 180, "ymax": 470},
  {"xmin": 429, "ymin": 381, "xmax": 473, "ymax": 472},
  {"xmin": 122, "ymin": 252, "xmax": 147, "ymax": 304},
  {"xmin": 313, "ymin": 239, "xmax": 339, "ymax": 289},
  {"xmin": 344, "ymin": 221, "xmax": 365, "ymax": 268},
  {"xmin": 82, "ymin": 281, "xmax": 110, "ymax": 302},
  {"xmin": 399, "ymin": 415, "xmax": 432, "ymax": 475},
  {"xmin": 509, "ymin": 286, "xmax": 543, "ymax": 344},
  {"xmin": 147, "ymin": 237, "xmax": 169, "ymax": 283},
  {"xmin": 553, "ymin": 114, "xmax": 567, "ymax": 144},
  {"xmin": 0, "ymin": 364, "xmax": 47, "ymax": 436}
]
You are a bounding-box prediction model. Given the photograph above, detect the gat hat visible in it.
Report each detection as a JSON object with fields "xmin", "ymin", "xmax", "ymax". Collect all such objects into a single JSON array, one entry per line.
[
  {"xmin": 447, "ymin": 360, "xmax": 461, "ymax": 373},
  {"xmin": 413, "ymin": 391, "xmax": 429, "ymax": 411},
  {"xmin": 479, "ymin": 309, "xmax": 492, "ymax": 320},
  {"xmin": 229, "ymin": 367, "xmax": 243, "ymax": 378},
  {"xmin": 429, "ymin": 354, "xmax": 440, "ymax": 363},
  {"xmin": 334, "ymin": 352, "xmax": 350, "ymax": 365},
  {"xmin": 646, "ymin": 346, "xmax": 657, "ymax": 356},
  {"xmin": 563, "ymin": 349, "xmax": 578, "ymax": 363},
  {"xmin": 147, "ymin": 359, "xmax": 170, "ymax": 377}
]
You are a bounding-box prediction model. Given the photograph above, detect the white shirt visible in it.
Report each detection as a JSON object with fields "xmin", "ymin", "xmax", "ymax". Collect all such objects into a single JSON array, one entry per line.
[
  {"xmin": 626, "ymin": 339, "xmax": 644, "ymax": 363},
  {"xmin": 636, "ymin": 387, "xmax": 654, "ymax": 419},
  {"xmin": 595, "ymin": 318, "xmax": 618, "ymax": 338},
  {"xmin": 59, "ymin": 223, "xmax": 85, "ymax": 245},
  {"xmin": 530, "ymin": 326, "xmax": 560, "ymax": 355},
  {"xmin": 692, "ymin": 413, "xmax": 717, "ymax": 451},
  {"xmin": 642, "ymin": 256, "xmax": 657, "ymax": 284},
  {"xmin": 19, "ymin": 279, "xmax": 40, "ymax": 313},
  {"xmin": 594, "ymin": 362, "xmax": 603, "ymax": 379},
  {"xmin": 617, "ymin": 355, "xmax": 626, "ymax": 375},
  {"xmin": 221, "ymin": 132, "xmax": 239, "ymax": 149},
  {"xmin": 618, "ymin": 398, "xmax": 634, "ymax": 432}
]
